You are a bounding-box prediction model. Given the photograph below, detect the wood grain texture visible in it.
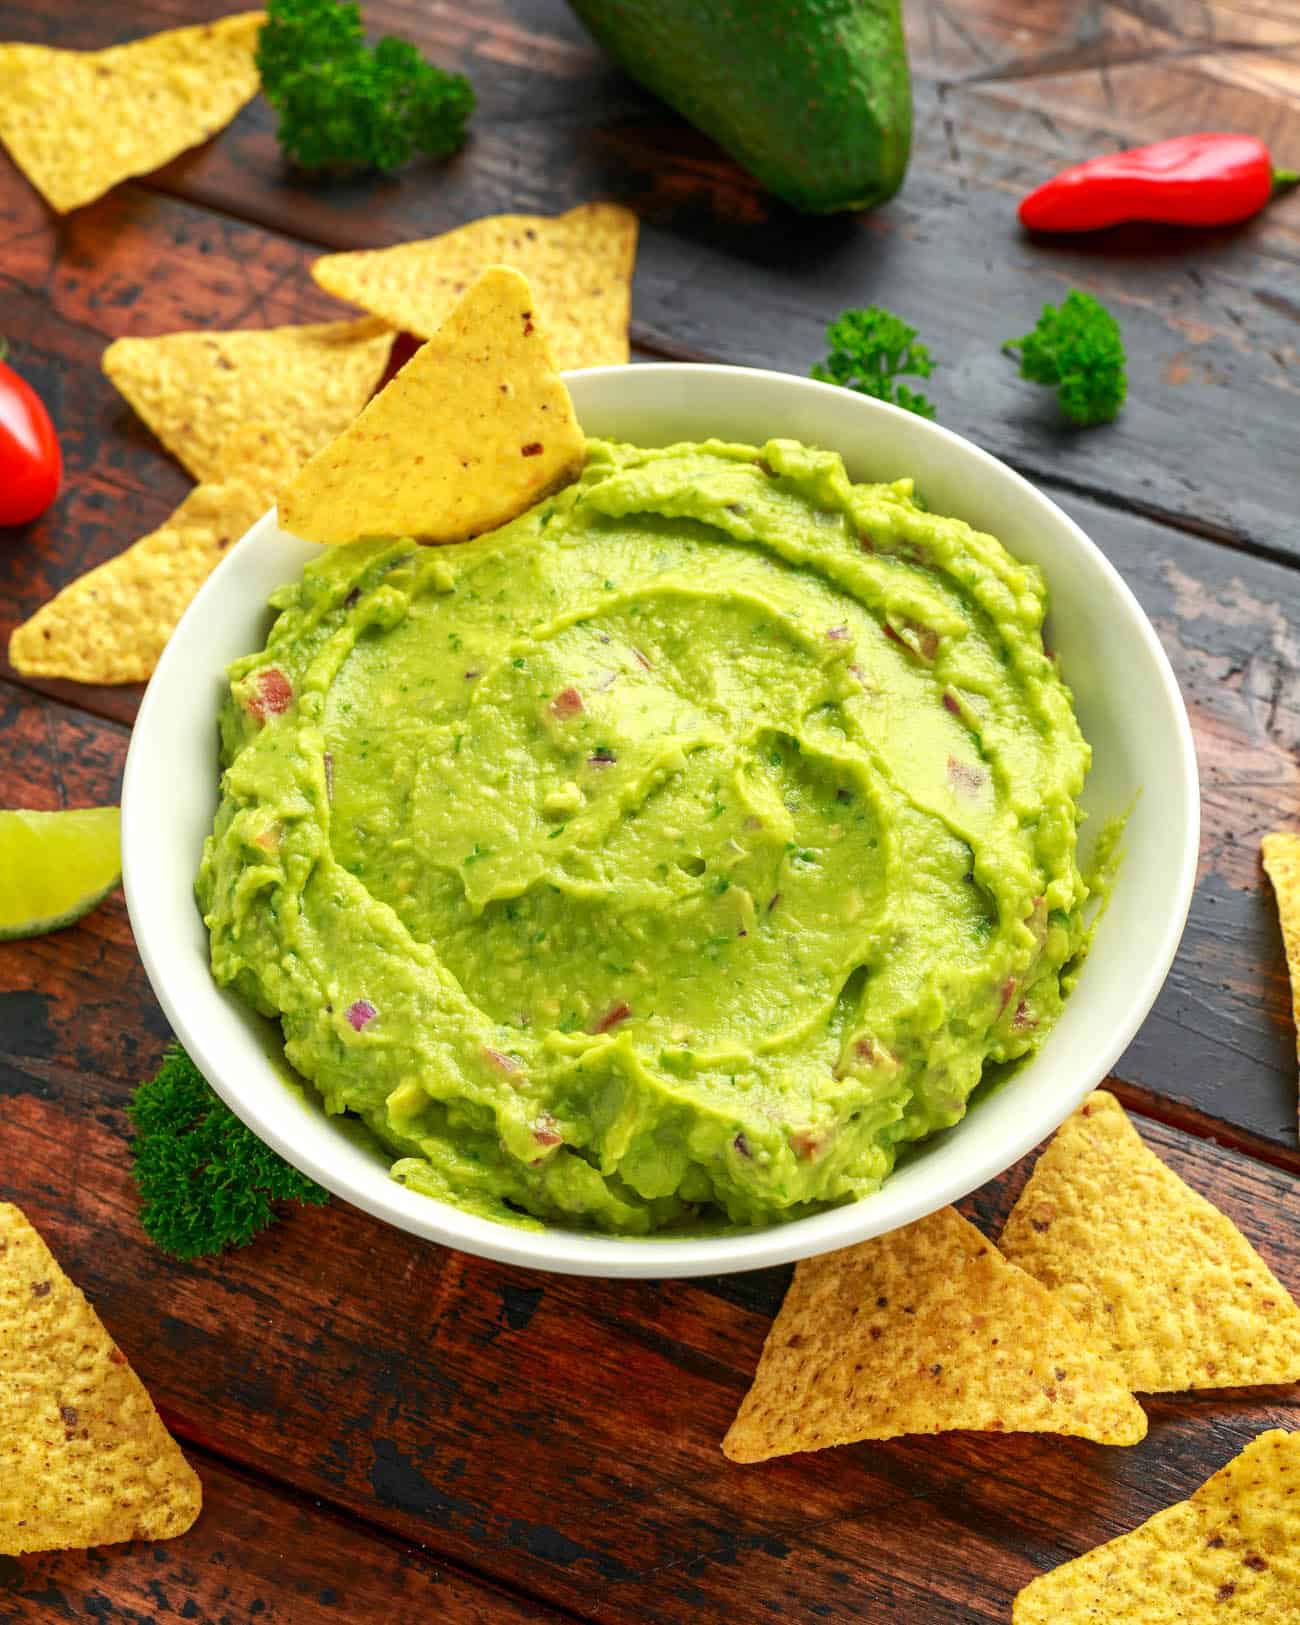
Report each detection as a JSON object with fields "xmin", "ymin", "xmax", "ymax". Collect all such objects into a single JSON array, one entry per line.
[
  {"xmin": 2, "ymin": 2, "xmax": 1299, "ymax": 1619},
  {"xmin": 0, "ymin": 1034, "xmax": 1296, "ymax": 1623},
  {"xmin": 2, "ymin": 0, "xmax": 1294, "ymax": 554},
  {"xmin": 0, "ymin": 1453, "xmax": 572, "ymax": 1624},
  {"xmin": 0, "ymin": 178, "xmax": 340, "ymax": 726},
  {"xmin": 4, "ymin": 429, "xmax": 1298, "ymax": 1149},
  {"xmin": 0, "ymin": 684, "xmax": 172, "ymax": 1093},
  {"xmin": 1058, "ymin": 492, "xmax": 1300, "ymax": 1151}
]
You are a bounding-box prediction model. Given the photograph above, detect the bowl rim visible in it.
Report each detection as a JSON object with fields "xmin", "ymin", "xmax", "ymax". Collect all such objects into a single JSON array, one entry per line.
[{"xmin": 123, "ymin": 362, "xmax": 1200, "ymax": 1277}]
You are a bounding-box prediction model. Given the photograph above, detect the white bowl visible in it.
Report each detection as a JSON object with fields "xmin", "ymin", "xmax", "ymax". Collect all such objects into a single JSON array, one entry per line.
[{"xmin": 123, "ymin": 365, "xmax": 1199, "ymax": 1278}]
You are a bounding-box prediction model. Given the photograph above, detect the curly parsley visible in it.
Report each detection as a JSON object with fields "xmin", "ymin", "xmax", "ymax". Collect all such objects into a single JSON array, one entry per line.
[
  {"xmin": 1004, "ymin": 290, "xmax": 1127, "ymax": 427},
  {"xmin": 811, "ymin": 306, "xmax": 937, "ymax": 419},
  {"xmin": 129, "ymin": 1045, "xmax": 328, "ymax": 1259},
  {"xmin": 257, "ymin": 0, "xmax": 474, "ymax": 172}
]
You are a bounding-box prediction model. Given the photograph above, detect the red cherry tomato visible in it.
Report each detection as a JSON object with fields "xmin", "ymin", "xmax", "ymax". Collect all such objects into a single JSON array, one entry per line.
[{"xmin": 0, "ymin": 350, "xmax": 61, "ymax": 526}]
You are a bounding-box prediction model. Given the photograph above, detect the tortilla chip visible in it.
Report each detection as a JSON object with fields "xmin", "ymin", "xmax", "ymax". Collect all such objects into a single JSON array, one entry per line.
[
  {"xmin": 0, "ymin": 14, "xmax": 263, "ymax": 214},
  {"xmin": 9, "ymin": 424, "xmax": 295, "ymax": 684},
  {"xmin": 311, "ymin": 202, "xmax": 638, "ymax": 372},
  {"xmin": 721, "ymin": 1206, "xmax": 1146, "ymax": 1462},
  {"xmin": 1263, "ymin": 832, "xmax": 1300, "ymax": 1110},
  {"xmin": 278, "ymin": 266, "xmax": 586, "ymax": 547},
  {"xmin": 0, "ymin": 1202, "xmax": 201, "ymax": 1554},
  {"xmin": 103, "ymin": 316, "xmax": 394, "ymax": 483},
  {"xmin": 1000, "ymin": 1090, "xmax": 1300, "ymax": 1394},
  {"xmin": 1014, "ymin": 1429, "xmax": 1300, "ymax": 1622}
]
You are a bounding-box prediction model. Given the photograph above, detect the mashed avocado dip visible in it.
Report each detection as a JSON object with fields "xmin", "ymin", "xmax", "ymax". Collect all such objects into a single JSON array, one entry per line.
[{"xmin": 198, "ymin": 437, "xmax": 1094, "ymax": 1235}]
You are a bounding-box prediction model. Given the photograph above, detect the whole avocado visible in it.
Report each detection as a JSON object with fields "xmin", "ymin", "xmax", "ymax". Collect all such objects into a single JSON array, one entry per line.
[{"xmin": 566, "ymin": 0, "xmax": 912, "ymax": 213}]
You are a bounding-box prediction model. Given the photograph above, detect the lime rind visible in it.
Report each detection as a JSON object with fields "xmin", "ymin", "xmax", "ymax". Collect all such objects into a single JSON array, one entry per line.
[{"xmin": 0, "ymin": 807, "xmax": 122, "ymax": 941}]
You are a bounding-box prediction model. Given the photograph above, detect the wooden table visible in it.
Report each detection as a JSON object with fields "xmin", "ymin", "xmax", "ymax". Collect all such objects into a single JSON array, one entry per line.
[{"xmin": 2, "ymin": 3, "xmax": 1298, "ymax": 1619}]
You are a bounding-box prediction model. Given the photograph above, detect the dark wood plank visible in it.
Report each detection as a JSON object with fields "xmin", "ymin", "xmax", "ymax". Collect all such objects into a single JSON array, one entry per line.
[
  {"xmin": 0, "ymin": 178, "xmax": 339, "ymax": 727},
  {"xmin": 918, "ymin": 0, "xmax": 1300, "ymax": 245},
  {"xmin": 1056, "ymin": 491, "xmax": 1300, "ymax": 1152},
  {"xmin": 0, "ymin": 675, "xmax": 1289, "ymax": 1617},
  {"xmin": 3, "ymin": 3, "xmax": 1298, "ymax": 1621},
  {"xmin": 2, "ymin": 1024, "xmax": 1296, "ymax": 1624},
  {"xmin": 2, "ymin": 0, "xmax": 1295, "ymax": 555},
  {"xmin": 0, "ymin": 683, "xmax": 174, "ymax": 1090},
  {"xmin": 3, "ymin": 298, "xmax": 1299, "ymax": 1151},
  {"xmin": 0, "ymin": 682, "xmax": 1296, "ymax": 1625},
  {"xmin": 0, "ymin": 1452, "xmax": 572, "ymax": 1624}
]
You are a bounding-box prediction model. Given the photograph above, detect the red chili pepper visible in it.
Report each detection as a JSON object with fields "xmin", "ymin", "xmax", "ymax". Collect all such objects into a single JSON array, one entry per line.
[
  {"xmin": 0, "ymin": 341, "xmax": 61, "ymax": 527},
  {"xmin": 1019, "ymin": 133, "xmax": 1299, "ymax": 233}
]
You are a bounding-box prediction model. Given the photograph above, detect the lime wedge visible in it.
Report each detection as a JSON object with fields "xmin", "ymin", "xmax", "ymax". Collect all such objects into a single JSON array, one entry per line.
[{"xmin": 0, "ymin": 807, "xmax": 122, "ymax": 941}]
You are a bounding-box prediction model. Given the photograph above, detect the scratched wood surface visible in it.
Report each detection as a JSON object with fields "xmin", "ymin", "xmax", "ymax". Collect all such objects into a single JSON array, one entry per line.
[
  {"xmin": 1, "ymin": 0, "xmax": 1299, "ymax": 1620},
  {"xmin": 0, "ymin": 1458, "xmax": 569, "ymax": 1625},
  {"xmin": 3, "ymin": 947, "xmax": 1298, "ymax": 1623}
]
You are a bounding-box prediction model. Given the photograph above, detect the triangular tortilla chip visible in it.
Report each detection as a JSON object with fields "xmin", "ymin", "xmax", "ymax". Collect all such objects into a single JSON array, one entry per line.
[
  {"xmin": 103, "ymin": 316, "xmax": 394, "ymax": 483},
  {"xmin": 1263, "ymin": 832, "xmax": 1300, "ymax": 1116},
  {"xmin": 0, "ymin": 14, "xmax": 263, "ymax": 214},
  {"xmin": 311, "ymin": 202, "xmax": 637, "ymax": 372},
  {"xmin": 722, "ymin": 1206, "xmax": 1146, "ymax": 1462},
  {"xmin": 278, "ymin": 266, "xmax": 586, "ymax": 547},
  {"xmin": 1014, "ymin": 1429, "xmax": 1300, "ymax": 1623},
  {"xmin": 1000, "ymin": 1090, "xmax": 1300, "ymax": 1394},
  {"xmin": 0, "ymin": 1202, "xmax": 201, "ymax": 1554},
  {"xmin": 9, "ymin": 424, "xmax": 296, "ymax": 684}
]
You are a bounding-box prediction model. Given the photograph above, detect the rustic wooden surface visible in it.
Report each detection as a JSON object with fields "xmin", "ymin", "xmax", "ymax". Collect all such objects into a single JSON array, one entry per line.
[{"xmin": 1, "ymin": 1, "xmax": 1298, "ymax": 1619}]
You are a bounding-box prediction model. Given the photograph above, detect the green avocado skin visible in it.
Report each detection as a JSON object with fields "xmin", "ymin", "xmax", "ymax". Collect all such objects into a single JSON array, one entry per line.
[{"xmin": 566, "ymin": 0, "xmax": 912, "ymax": 213}]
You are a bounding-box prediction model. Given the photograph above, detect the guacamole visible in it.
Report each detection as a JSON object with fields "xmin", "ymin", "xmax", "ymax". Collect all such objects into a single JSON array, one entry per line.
[{"xmin": 198, "ymin": 438, "xmax": 1094, "ymax": 1235}]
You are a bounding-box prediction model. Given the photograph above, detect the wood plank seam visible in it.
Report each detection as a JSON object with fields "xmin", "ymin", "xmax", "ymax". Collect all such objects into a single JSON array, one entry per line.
[
  {"xmin": 78, "ymin": 180, "xmax": 1300, "ymax": 578},
  {"xmin": 987, "ymin": 461, "xmax": 1300, "ymax": 576},
  {"xmin": 1, "ymin": 7, "xmax": 1297, "ymax": 1619},
  {"xmin": 159, "ymin": 1424, "xmax": 604, "ymax": 1625},
  {"xmin": 1111, "ymin": 1081, "xmax": 1300, "ymax": 1176},
  {"xmin": 142, "ymin": 175, "xmax": 350, "ymax": 258}
]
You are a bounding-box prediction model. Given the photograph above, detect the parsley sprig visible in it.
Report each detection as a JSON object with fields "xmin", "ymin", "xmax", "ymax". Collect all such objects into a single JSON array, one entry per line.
[
  {"xmin": 257, "ymin": 0, "xmax": 474, "ymax": 173},
  {"xmin": 811, "ymin": 306, "xmax": 937, "ymax": 420},
  {"xmin": 1004, "ymin": 290, "xmax": 1127, "ymax": 427},
  {"xmin": 129, "ymin": 1045, "xmax": 328, "ymax": 1259}
]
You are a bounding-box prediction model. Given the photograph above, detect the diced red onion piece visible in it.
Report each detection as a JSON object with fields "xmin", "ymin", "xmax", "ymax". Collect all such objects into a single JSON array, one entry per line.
[
  {"xmin": 947, "ymin": 756, "xmax": 986, "ymax": 796},
  {"xmin": 591, "ymin": 1002, "xmax": 631, "ymax": 1034},
  {"xmin": 532, "ymin": 1116, "xmax": 563, "ymax": 1147},
  {"xmin": 249, "ymin": 667, "xmax": 293, "ymax": 721},
  {"xmin": 346, "ymin": 999, "xmax": 377, "ymax": 1032},
  {"xmin": 550, "ymin": 686, "xmax": 584, "ymax": 718},
  {"xmin": 791, "ymin": 1127, "xmax": 828, "ymax": 1161}
]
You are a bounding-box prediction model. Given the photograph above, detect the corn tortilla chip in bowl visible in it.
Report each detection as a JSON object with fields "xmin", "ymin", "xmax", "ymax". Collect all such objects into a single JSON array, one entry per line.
[{"xmin": 122, "ymin": 361, "xmax": 1199, "ymax": 1278}]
